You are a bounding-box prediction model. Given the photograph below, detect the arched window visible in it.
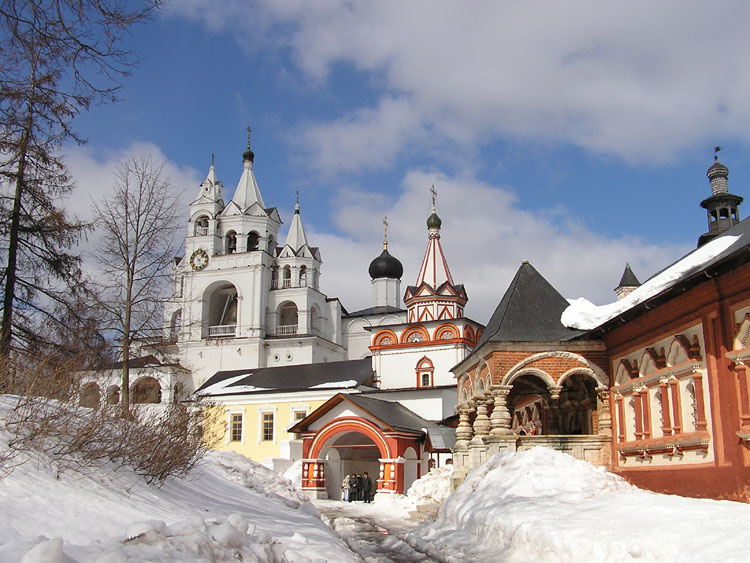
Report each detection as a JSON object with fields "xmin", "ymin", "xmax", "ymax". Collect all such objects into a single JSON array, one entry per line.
[
  {"xmin": 416, "ymin": 356, "xmax": 434, "ymax": 388},
  {"xmin": 283, "ymin": 266, "xmax": 292, "ymax": 288},
  {"xmin": 247, "ymin": 231, "xmax": 260, "ymax": 251},
  {"xmin": 79, "ymin": 383, "xmax": 100, "ymax": 409},
  {"xmin": 299, "ymin": 266, "xmax": 307, "ymax": 287},
  {"xmin": 106, "ymin": 385, "xmax": 120, "ymax": 405},
  {"xmin": 132, "ymin": 377, "xmax": 162, "ymax": 404},
  {"xmin": 278, "ymin": 302, "xmax": 298, "ymax": 335},
  {"xmin": 205, "ymin": 282, "xmax": 238, "ymax": 337},
  {"xmin": 271, "ymin": 267, "xmax": 279, "ymax": 289},
  {"xmin": 226, "ymin": 231, "xmax": 237, "ymax": 254},
  {"xmin": 194, "ymin": 215, "xmax": 209, "ymax": 236}
]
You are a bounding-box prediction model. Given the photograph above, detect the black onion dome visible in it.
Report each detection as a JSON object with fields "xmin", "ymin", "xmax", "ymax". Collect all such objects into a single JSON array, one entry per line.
[
  {"xmin": 243, "ymin": 145, "xmax": 255, "ymax": 162},
  {"xmin": 426, "ymin": 212, "xmax": 442, "ymax": 228},
  {"xmin": 368, "ymin": 248, "xmax": 403, "ymax": 279}
]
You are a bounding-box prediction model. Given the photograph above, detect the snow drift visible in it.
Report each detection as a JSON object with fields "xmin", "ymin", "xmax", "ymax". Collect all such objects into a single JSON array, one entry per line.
[{"xmin": 409, "ymin": 448, "xmax": 750, "ymax": 562}]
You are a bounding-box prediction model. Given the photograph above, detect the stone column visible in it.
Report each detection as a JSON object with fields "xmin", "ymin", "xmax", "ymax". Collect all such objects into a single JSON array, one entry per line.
[
  {"xmin": 596, "ymin": 389, "xmax": 612, "ymax": 437},
  {"xmin": 489, "ymin": 385, "xmax": 513, "ymax": 436},
  {"xmin": 472, "ymin": 397, "xmax": 491, "ymax": 439},
  {"xmin": 455, "ymin": 404, "xmax": 474, "ymax": 447}
]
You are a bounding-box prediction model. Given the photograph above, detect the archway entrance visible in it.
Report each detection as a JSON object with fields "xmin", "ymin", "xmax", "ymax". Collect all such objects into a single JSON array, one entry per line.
[{"xmin": 319, "ymin": 431, "xmax": 382, "ymax": 500}]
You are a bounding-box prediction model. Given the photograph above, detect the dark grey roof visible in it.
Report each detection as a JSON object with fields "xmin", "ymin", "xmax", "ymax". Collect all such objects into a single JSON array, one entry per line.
[
  {"xmin": 344, "ymin": 394, "xmax": 437, "ymax": 432},
  {"xmin": 617, "ymin": 263, "xmax": 641, "ymax": 288},
  {"xmin": 197, "ymin": 358, "xmax": 373, "ymax": 395},
  {"xmin": 475, "ymin": 261, "xmax": 586, "ymax": 348},
  {"xmin": 345, "ymin": 305, "xmax": 405, "ymax": 317}
]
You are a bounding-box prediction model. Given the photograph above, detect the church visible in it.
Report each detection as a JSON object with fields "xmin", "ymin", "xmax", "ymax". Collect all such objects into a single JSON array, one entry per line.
[
  {"xmin": 450, "ymin": 151, "xmax": 750, "ymax": 501},
  {"xmin": 143, "ymin": 136, "xmax": 482, "ymax": 498},
  {"xmin": 79, "ymin": 139, "xmax": 750, "ymax": 502}
]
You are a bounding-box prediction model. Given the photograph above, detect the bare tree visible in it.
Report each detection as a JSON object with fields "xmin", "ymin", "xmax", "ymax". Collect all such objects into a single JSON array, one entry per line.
[
  {"xmin": 0, "ymin": 0, "xmax": 160, "ymax": 360},
  {"xmin": 92, "ymin": 155, "xmax": 181, "ymax": 418}
]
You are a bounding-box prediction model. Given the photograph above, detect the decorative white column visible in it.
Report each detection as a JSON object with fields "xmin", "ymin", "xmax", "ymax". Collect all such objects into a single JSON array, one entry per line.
[{"xmin": 489, "ymin": 385, "xmax": 513, "ymax": 436}]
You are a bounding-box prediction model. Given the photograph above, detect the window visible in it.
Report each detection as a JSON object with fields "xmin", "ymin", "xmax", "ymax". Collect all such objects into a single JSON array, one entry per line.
[
  {"xmin": 226, "ymin": 231, "xmax": 237, "ymax": 254},
  {"xmin": 231, "ymin": 413, "xmax": 243, "ymax": 442},
  {"xmin": 247, "ymin": 231, "xmax": 259, "ymax": 251},
  {"xmin": 422, "ymin": 372, "xmax": 430, "ymax": 387},
  {"xmin": 262, "ymin": 412, "xmax": 274, "ymax": 441},
  {"xmin": 293, "ymin": 410, "xmax": 307, "ymax": 439}
]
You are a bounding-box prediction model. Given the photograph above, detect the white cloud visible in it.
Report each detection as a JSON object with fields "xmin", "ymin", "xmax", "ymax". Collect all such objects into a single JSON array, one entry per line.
[
  {"xmin": 169, "ymin": 1, "xmax": 750, "ymax": 171},
  {"xmin": 307, "ymin": 169, "xmax": 688, "ymax": 323}
]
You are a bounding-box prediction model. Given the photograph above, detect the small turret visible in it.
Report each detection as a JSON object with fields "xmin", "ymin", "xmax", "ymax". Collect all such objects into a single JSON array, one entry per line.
[
  {"xmin": 698, "ymin": 147, "xmax": 743, "ymax": 247},
  {"xmin": 614, "ymin": 263, "xmax": 640, "ymax": 300}
]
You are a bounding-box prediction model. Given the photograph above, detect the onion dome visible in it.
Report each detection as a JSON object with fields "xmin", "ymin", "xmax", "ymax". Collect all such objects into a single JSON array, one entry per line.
[
  {"xmin": 426, "ymin": 212, "xmax": 442, "ymax": 228},
  {"xmin": 368, "ymin": 245, "xmax": 403, "ymax": 280},
  {"xmin": 243, "ymin": 126, "xmax": 255, "ymax": 162},
  {"xmin": 243, "ymin": 144, "xmax": 255, "ymax": 162}
]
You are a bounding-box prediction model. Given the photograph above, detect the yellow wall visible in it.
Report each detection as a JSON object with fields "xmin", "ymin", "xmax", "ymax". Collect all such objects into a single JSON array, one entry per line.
[{"xmin": 204, "ymin": 399, "xmax": 327, "ymax": 461}]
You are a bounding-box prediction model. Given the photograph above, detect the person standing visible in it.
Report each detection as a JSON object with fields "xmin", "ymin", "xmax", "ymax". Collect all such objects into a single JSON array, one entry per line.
[
  {"xmin": 355, "ymin": 474, "xmax": 364, "ymax": 501},
  {"xmin": 342, "ymin": 475, "xmax": 350, "ymax": 502},
  {"xmin": 348, "ymin": 474, "xmax": 357, "ymax": 502},
  {"xmin": 363, "ymin": 472, "xmax": 373, "ymax": 503}
]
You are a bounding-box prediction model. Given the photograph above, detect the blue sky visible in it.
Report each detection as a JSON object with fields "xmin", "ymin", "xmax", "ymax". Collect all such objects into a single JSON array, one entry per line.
[{"xmin": 68, "ymin": 2, "xmax": 750, "ymax": 322}]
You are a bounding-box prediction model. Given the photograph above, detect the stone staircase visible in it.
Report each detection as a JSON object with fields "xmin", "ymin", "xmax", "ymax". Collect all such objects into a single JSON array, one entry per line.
[{"xmin": 408, "ymin": 501, "xmax": 442, "ymax": 522}]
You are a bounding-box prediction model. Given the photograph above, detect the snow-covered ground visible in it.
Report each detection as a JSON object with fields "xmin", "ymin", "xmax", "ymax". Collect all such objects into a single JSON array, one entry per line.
[
  {"xmin": 5, "ymin": 393, "xmax": 750, "ymax": 563},
  {"xmin": 0, "ymin": 397, "xmax": 356, "ymax": 563},
  {"xmin": 404, "ymin": 448, "xmax": 750, "ymax": 562}
]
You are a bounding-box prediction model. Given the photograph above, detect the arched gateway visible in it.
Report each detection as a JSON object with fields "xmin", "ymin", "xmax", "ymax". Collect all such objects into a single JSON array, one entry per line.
[{"xmin": 290, "ymin": 394, "xmax": 438, "ymax": 499}]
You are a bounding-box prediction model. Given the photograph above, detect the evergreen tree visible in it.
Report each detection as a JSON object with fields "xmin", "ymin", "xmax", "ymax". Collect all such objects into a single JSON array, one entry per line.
[{"xmin": 0, "ymin": 0, "xmax": 160, "ymax": 358}]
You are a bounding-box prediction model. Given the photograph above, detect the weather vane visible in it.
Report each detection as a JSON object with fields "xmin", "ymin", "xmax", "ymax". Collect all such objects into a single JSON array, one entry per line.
[{"xmin": 714, "ymin": 146, "xmax": 722, "ymax": 161}]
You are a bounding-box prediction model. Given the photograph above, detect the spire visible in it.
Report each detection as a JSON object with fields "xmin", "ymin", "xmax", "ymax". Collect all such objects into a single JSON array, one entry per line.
[
  {"xmin": 415, "ymin": 186, "xmax": 454, "ymax": 288},
  {"xmin": 193, "ymin": 154, "xmax": 222, "ymax": 203},
  {"xmin": 698, "ymin": 147, "xmax": 743, "ymax": 247},
  {"xmin": 403, "ymin": 187, "xmax": 467, "ymax": 322},
  {"xmin": 284, "ymin": 192, "xmax": 309, "ymax": 251},
  {"xmin": 230, "ymin": 128, "xmax": 265, "ymax": 210},
  {"xmin": 614, "ymin": 263, "xmax": 641, "ymax": 300}
]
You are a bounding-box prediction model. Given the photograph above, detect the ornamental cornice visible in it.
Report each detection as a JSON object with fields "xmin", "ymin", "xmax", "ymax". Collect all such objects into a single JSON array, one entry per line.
[{"xmin": 612, "ymin": 361, "xmax": 702, "ymax": 394}]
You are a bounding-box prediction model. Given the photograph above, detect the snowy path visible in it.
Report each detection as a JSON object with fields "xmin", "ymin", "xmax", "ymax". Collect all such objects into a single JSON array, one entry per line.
[{"xmin": 314, "ymin": 499, "xmax": 443, "ymax": 563}]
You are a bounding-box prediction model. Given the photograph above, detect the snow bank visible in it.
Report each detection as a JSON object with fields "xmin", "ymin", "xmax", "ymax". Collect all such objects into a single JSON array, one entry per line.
[
  {"xmin": 406, "ymin": 465, "xmax": 453, "ymax": 504},
  {"xmin": 409, "ymin": 447, "xmax": 750, "ymax": 562},
  {"xmin": 562, "ymin": 234, "xmax": 740, "ymax": 330},
  {"xmin": 283, "ymin": 459, "xmax": 303, "ymax": 490},
  {"xmin": 0, "ymin": 396, "xmax": 355, "ymax": 563}
]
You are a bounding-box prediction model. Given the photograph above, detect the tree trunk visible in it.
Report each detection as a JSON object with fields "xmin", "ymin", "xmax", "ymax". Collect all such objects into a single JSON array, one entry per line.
[{"xmin": 1, "ymin": 64, "xmax": 36, "ymax": 359}]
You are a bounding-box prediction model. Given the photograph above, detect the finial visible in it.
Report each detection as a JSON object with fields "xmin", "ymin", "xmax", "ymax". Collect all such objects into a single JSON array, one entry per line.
[
  {"xmin": 211, "ymin": 152, "xmax": 215, "ymax": 167},
  {"xmin": 383, "ymin": 216, "xmax": 389, "ymax": 250},
  {"xmin": 294, "ymin": 190, "xmax": 300, "ymax": 214},
  {"xmin": 714, "ymin": 146, "xmax": 722, "ymax": 162},
  {"xmin": 243, "ymin": 126, "xmax": 255, "ymax": 162},
  {"xmin": 247, "ymin": 126, "xmax": 252, "ymax": 148},
  {"xmin": 430, "ymin": 184, "xmax": 437, "ymax": 212}
]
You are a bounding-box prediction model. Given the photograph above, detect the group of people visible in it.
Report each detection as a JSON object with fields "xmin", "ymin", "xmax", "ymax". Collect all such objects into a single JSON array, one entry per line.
[{"xmin": 342, "ymin": 472, "xmax": 373, "ymax": 503}]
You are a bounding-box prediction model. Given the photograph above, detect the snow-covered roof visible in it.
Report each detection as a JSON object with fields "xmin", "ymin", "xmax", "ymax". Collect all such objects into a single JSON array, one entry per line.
[{"xmin": 562, "ymin": 222, "xmax": 747, "ymax": 330}]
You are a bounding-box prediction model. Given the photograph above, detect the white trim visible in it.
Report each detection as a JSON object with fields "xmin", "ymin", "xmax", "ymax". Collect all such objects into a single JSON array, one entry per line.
[{"xmin": 226, "ymin": 408, "xmax": 245, "ymax": 445}]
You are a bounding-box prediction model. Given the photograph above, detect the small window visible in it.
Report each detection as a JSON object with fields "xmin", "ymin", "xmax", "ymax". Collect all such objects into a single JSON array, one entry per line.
[
  {"xmin": 231, "ymin": 413, "xmax": 243, "ymax": 442},
  {"xmin": 262, "ymin": 412, "xmax": 274, "ymax": 441},
  {"xmin": 421, "ymin": 372, "xmax": 430, "ymax": 387},
  {"xmin": 293, "ymin": 410, "xmax": 306, "ymax": 439}
]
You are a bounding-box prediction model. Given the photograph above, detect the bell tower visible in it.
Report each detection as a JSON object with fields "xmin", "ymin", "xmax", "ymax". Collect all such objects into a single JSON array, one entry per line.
[{"xmin": 698, "ymin": 147, "xmax": 743, "ymax": 247}]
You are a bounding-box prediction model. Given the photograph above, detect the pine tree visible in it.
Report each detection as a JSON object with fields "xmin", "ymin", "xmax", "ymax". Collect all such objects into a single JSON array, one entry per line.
[{"xmin": 0, "ymin": 0, "xmax": 160, "ymax": 359}]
